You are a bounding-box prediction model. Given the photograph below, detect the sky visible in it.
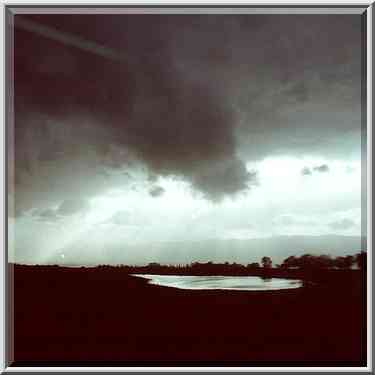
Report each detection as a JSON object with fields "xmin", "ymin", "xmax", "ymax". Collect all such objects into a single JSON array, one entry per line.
[{"xmin": 9, "ymin": 13, "xmax": 365, "ymax": 265}]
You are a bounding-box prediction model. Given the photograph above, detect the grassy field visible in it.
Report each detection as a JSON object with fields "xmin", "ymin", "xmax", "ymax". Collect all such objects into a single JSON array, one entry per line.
[{"xmin": 11, "ymin": 264, "xmax": 366, "ymax": 367}]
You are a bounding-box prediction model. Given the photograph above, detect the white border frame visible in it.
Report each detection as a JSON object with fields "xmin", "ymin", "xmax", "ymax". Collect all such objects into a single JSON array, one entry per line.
[{"xmin": 0, "ymin": 1, "xmax": 372, "ymax": 373}]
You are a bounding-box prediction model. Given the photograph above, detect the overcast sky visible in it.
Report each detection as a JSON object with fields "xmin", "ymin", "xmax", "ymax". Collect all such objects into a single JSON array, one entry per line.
[{"xmin": 9, "ymin": 13, "xmax": 364, "ymax": 265}]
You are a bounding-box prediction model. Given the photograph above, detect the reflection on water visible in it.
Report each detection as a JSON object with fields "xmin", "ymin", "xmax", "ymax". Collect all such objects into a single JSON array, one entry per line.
[{"xmin": 133, "ymin": 274, "xmax": 303, "ymax": 291}]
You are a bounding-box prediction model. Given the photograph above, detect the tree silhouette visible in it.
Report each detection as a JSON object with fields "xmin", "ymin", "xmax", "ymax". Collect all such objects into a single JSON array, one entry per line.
[
  {"xmin": 356, "ymin": 251, "xmax": 366, "ymax": 270},
  {"xmin": 247, "ymin": 262, "xmax": 260, "ymax": 270},
  {"xmin": 296, "ymin": 254, "xmax": 333, "ymax": 270},
  {"xmin": 334, "ymin": 255, "xmax": 354, "ymax": 269},
  {"xmin": 261, "ymin": 256, "xmax": 272, "ymax": 269},
  {"xmin": 282, "ymin": 256, "xmax": 298, "ymax": 269}
]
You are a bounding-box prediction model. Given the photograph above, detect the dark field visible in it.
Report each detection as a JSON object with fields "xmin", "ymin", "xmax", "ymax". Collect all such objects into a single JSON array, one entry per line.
[{"xmin": 11, "ymin": 264, "xmax": 366, "ymax": 367}]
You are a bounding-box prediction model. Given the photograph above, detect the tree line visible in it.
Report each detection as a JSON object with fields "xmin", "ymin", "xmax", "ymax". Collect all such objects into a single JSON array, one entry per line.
[
  {"xmin": 94, "ymin": 251, "xmax": 366, "ymax": 275},
  {"xmin": 279, "ymin": 252, "xmax": 365, "ymax": 271}
]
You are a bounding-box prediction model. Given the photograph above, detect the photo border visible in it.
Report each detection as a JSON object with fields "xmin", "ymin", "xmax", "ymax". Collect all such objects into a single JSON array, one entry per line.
[{"xmin": 0, "ymin": 2, "xmax": 372, "ymax": 373}]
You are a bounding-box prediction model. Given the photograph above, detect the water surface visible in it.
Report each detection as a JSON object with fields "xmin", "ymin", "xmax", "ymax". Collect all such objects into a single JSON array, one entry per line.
[{"xmin": 133, "ymin": 274, "xmax": 303, "ymax": 291}]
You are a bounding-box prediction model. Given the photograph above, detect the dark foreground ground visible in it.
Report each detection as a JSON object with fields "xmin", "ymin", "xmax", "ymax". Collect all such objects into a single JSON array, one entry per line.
[{"xmin": 11, "ymin": 264, "xmax": 366, "ymax": 367}]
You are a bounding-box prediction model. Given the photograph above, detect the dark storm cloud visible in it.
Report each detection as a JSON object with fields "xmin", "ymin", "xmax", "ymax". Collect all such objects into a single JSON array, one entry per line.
[
  {"xmin": 301, "ymin": 167, "xmax": 312, "ymax": 176},
  {"xmin": 13, "ymin": 14, "xmax": 253, "ymax": 210},
  {"xmin": 31, "ymin": 198, "xmax": 89, "ymax": 221},
  {"xmin": 329, "ymin": 218, "xmax": 356, "ymax": 230},
  {"xmin": 12, "ymin": 14, "xmax": 361, "ymax": 213},
  {"xmin": 149, "ymin": 186, "xmax": 165, "ymax": 198},
  {"xmin": 192, "ymin": 158, "xmax": 258, "ymax": 201},
  {"xmin": 57, "ymin": 198, "xmax": 89, "ymax": 216},
  {"xmin": 285, "ymin": 82, "xmax": 310, "ymax": 103},
  {"xmin": 225, "ymin": 16, "xmax": 362, "ymax": 161},
  {"xmin": 313, "ymin": 164, "xmax": 330, "ymax": 173},
  {"xmin": 33, "ymin": 208, "xmax": 59, "ymax": 222},
  {"xmin": 301, "ymin": 164, "xmax": 330, "ymax": 176}
]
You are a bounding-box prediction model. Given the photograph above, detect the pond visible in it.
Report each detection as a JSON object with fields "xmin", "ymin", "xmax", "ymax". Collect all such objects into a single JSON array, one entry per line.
[{"xmin": 132, "ymin": 274, "xmax": 303, "ymax": 291}]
